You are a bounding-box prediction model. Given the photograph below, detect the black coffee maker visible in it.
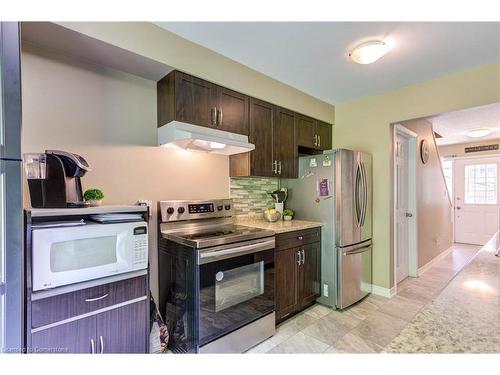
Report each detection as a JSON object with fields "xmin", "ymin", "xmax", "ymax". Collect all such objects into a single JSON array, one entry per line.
[{"xmin": 25, "ymin": 150, "xmax": 92, "ymax": 208}]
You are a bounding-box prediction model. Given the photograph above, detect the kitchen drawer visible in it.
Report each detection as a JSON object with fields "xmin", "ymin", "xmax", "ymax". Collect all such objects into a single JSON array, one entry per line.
[
  {"xmin": 31, "ymin": 275, "xmax": 147, "ymax": 328},
  {"xmin": 275, "ymin": 227, "xmax": 321, "ymax": 251}
]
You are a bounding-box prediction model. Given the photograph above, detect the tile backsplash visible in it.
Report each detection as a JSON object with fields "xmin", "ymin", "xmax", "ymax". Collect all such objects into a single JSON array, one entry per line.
[{"xmin": 230, "ymin": 177, "xmax": 279, "ymax": 217}]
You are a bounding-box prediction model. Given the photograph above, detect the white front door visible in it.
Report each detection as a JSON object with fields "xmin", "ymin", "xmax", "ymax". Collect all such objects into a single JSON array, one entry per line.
[
  {"xmin": 395, "ymin": 133, "xmax": 410, "ymax": 283},
  {"xmin": 454, "ymin": 157, "xmax": 500, "ymax": 245}
]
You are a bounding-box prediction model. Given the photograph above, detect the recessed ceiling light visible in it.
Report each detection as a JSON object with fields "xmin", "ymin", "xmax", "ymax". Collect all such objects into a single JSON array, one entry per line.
[
  {"xmin": 349, "ymin": 40, "xmax": 390, "ymax": 64},
  {"xmin": 465, "ymin": 128, "xmax": 494, "ymax": 138}
]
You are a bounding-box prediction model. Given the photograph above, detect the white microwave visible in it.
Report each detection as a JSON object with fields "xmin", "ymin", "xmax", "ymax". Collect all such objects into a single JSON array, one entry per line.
[{"xmin": 32, "ymin": 221, "xmax": 148, "ymax": 291}]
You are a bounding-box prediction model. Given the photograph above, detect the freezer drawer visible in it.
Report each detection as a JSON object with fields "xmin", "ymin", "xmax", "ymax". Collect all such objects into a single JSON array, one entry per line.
[{"xmin": 337, "ymin": 241, "xmax": 372, "ymax": 309}]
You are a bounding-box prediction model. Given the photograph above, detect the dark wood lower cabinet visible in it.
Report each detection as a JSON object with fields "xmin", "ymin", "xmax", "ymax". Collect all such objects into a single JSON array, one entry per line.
[
  {"xmin": 275, "ymin": 248, "xmax": 299, "ymax": 321},
  {"xmin": 275, "ymin": 229, "xmax": 321, "ymax": 324},
  {"xmin": 28, "ymin": 276, "xmax": 149, "ymax": 354},
  {"xmin": 96, "ymin": 301, "xmax": 147, "ymax": 354},
  {"xmin": 299, "ymin": 242, "xmax": 321, "ymax": 308},
  {"xmin": 31, "ymin": 315, "xmax": 96, "ymax": 354}
]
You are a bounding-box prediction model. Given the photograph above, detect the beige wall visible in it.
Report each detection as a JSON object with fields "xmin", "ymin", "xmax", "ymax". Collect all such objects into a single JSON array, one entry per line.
[
  {"xmin": 55, "ymin": 22, "xmax": 335, "ymax": 123},
  {"xmin": 401, "ymin": 119, "xmax": 453, "ymax": 268},
  {"xmin": 334, "ymin": 61, "xmax": 500, "ymax": 289},
  {"xmin": 439, "ymin": 138, "xmax": 500, "ymax": 158},
  {"xmin": 21, "ymin": 45, "xmax": 231, "ymax": 300}
]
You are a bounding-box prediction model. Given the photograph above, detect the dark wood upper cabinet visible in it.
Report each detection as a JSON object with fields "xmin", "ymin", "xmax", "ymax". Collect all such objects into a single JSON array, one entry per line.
[
  {"xmin": 216, "ymin": 86, "xmax": 249, "ymax": 135},
  {"xmin": 248, "ymin": 98, "xmax": 275, "ymax": 177},
  {"xmin": 297, "ymin": 115, "xmax": 333, "ymax": 152},
  {"xmin": 157, "ymin": 70, "xmax": 217, "ymax": 128},
  {"xmin": 274, "ymin": 107, "xmax": 297, "ymax": 178},
  {"xmin": 316, "ymin": 121, "xmax": 332, "ymax": 150},
  {"xmin": 158, "ymin": 70, "xmax": 332, "ymax": 178},
  {"xmin": 297, "ymin": 115, "xmax": 316, "ymax": 149},
  {"xmin": 157, "ymin": 71, "xmax": 248, "ymax": 135}
]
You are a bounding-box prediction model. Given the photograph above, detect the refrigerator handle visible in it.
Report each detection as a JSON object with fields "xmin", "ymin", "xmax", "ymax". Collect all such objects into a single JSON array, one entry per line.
[
  {"xmin": 360, "ymin": 161, "xmax": 368, "ymax": 226},
  {"xmin": 355, "ymin": 161, "xmax": 362, "ymax": 227}
]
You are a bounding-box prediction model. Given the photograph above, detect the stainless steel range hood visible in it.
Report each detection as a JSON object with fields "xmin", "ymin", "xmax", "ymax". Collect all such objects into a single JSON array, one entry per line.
[{"xmin": 158, "ymin": 121, "xmax": 255, "ymax": 155}]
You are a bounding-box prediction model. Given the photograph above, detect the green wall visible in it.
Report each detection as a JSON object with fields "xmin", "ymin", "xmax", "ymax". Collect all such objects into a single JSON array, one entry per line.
[{"xmin": 334, "ymin": 61, "xmax": 500, "ymax": 289}]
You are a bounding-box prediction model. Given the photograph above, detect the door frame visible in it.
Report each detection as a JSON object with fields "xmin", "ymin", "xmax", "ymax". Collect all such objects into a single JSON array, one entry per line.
[
  {"xmin": 392, "ymin": 124, "xmax": 418, "ymax": 290},
  {"xmin": 450, "ymin": 154, "xmax": 500, "ymax": 244}
]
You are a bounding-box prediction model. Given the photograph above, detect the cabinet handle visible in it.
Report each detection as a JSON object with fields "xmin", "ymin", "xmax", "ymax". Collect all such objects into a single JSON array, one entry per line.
[
  {"xmin": 297, "ymin": 250, "xmax": 302, "ymax": 265},
  {"xmin": 301, "ymin": 249, "xmax": 305, "ymax": 265},
  {"xmin": 278, "ymin": 161, "xmax": 282, "ymax": 175},
  {"xmin": 297, "ymin": 236, "xmax": 303, "ymax": 240},
  {"xmin": 85, "ymin": 293, "xmax": 109, "ymax": 302},
  {"xmin": 217, "ymin": 108, "xmax": 223, "ymax": 126},
  {"xmin": 272, "ymin": 160, "xmax": 277, "ymax": 174},
  {"xmin": 318, "ymin": 135, "xmax": 321, "ymax": 148},
  {"xmin": 90, "ymin": 338, "xmax": 95, "ymax": 354},
  {"xmin": 313, "ymin": 134, "xmax": 317, "ymax": 146},
  {"xmin": 211, "ymin": 107, "xmax": 217, "ymax": 126},
  {"xmin": 99, "ymin": 336, "xmax": 104, "ymax": 354}
]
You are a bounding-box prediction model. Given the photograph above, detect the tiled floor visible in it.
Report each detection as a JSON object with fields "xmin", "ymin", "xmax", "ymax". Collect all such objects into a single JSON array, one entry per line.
[{"xmin": 246, "ymin": 243, "xmax": 483, "ymax": 354}]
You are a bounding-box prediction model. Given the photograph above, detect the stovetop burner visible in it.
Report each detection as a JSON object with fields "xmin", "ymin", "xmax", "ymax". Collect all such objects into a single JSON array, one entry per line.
[{"xmin": 162, "ymin": 224, "xmax": 274, "ymax": 249}]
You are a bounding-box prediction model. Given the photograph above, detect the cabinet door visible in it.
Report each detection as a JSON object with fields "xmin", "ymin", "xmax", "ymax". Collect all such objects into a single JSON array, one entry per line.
[
  {"xmin": 274, "ymin": 107, "xmax": 297, "ymax": 178},
  {"xmin": 249, "ymin": 98, "xmax": 275, "ymax": 177},
  {"xmin": 316, "ymin": 121, "xmax": 332, "ymax": 150},
  {"xmin": 96, "ymin": 301, "xmax": 148, "ymax": 354},
  {"xmin": 297, "ymin": 115, "xmax": 316, "ymax": 148},
  {"xmin": 217, "ymin": 87, "xmax": 249, "ymax": 135},
  {"xmin": 275, "ymin": 247, "xmax": 300, "ymax": 322},
  {"xmin": 174, "ymin": 71, "xmax": 217, "ymax": 128},
  {"xmin": 31, "ymin": 315, "xmax": 96, "ymax": 354},
  {"xmin": 299, "ymin": 242, "xmax": 321, "ymax": 308}
]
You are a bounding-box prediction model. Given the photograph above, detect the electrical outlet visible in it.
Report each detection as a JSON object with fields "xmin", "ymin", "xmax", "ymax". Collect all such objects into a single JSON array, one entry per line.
[
  {"xmin": 137, "ymin": 199, "xmax": 153, "ymax": 218},
  {"xmin": 323, "ymin": 284, "xmax": 329, "ymax": 297}
]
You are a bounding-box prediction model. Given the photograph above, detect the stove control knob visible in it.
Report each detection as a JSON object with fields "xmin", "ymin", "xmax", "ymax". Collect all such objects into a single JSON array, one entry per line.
[
  {"xmin": 166, "ymin": 207, "xmax": 174, "ymax": 215},
  {"xmin": 217, "ymin": 205, "xmax": 223, "ymax": 211},
  {"xmin": 224, "ymin": 204, "xmax": 231, "ymax": 210},
  {"xmin": 177, "ymin": 207, "xmax": 185, "ymax": 214}
]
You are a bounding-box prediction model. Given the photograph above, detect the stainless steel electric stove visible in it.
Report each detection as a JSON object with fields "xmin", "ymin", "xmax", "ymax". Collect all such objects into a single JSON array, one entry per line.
[{"xmin": 157, "ymin": 199, "xmax": 276, "ymax": 353}]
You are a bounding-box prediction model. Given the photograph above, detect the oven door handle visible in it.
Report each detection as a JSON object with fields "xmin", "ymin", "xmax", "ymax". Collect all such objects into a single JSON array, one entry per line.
[{"xmin": 199, "ymin": 238, "xmax": 275, "ymax": 264}]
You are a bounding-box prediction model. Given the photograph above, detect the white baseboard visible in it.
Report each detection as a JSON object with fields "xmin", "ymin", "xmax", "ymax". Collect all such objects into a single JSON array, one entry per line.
[
  {"xmin": 417, "ymin": 245, "xmax": 454, "ymax": 276},
  {"xmin": 371, "ymin": 284, "xmax": 396, "ymax": 298}
]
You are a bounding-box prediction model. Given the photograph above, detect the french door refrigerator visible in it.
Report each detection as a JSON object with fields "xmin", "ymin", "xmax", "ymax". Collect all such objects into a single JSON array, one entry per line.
[
  {"xmin": 0, "ymin": 22, "xmax": 23, "ymax": 353},
  {"xmin": 283, "ymin": 149, "xmax": 372, "ymax": 309}
]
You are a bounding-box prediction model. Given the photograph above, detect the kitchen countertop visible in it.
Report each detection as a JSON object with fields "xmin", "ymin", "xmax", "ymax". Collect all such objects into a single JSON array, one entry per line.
[{"xmin": 236, "ymin": 216, "xmax": 323, "ymax": 234}]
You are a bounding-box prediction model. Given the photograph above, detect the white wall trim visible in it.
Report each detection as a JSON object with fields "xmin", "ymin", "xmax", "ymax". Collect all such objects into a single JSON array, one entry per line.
[
  {"xmin": 371, "ymin": 285, "xmax": 397, "ymax": 299},
  {"xmin": 417, "ymin": 245, "xmax": 454, "ymax": 276},
  {"xmin": 392, "ymin": 124, "xmax": 419, "ymax": 297}
]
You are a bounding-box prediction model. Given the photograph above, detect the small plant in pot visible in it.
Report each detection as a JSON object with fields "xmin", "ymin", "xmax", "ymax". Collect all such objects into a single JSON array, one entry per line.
[
  {"xmin": 283, "ymin": 208, "xmax": 295, "ymax": 221},
  {"xmin": 83, "ymin": 188, "xmax": 104, "ymax": 207}
]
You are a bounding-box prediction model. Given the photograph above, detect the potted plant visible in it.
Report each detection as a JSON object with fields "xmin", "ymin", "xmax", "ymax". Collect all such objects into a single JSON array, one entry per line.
[
  {"xmin": 83, "ymin": 188, "xmax": 104, "ymax": 207},
  {"xmin": 283, "ymin": 208, "xmax": 295, "ymax": 221}
]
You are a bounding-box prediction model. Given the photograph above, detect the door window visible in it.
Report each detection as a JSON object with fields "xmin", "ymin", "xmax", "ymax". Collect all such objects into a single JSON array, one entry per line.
[{"xmin": 464, "ymin": 163, "xmax": 497, "ymax": 204}]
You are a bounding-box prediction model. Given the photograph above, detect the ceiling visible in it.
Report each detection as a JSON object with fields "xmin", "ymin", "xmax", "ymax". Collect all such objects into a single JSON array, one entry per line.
[
  {"xmin": 431, "ymin": 103, "xmax": 500, "ymax": 146},
  {"xmin": 155, "ymin": 22, "xmax": 500, "ymax": 104}
]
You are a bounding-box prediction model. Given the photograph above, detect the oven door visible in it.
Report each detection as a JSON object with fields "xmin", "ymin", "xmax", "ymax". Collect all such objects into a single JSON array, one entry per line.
[
  {"xmin": 197, "ymin": 237, "xmax": 275, "ymax": 348},
  {"xmin": 32, "ymin": 221, "xmax": 148, "ymax": 291}
]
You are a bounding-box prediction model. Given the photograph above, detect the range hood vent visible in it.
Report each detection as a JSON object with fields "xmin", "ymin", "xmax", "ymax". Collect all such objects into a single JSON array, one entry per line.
[{"xmin": 158, "ymin": 121, "xmax": 255, "ymax": 155}]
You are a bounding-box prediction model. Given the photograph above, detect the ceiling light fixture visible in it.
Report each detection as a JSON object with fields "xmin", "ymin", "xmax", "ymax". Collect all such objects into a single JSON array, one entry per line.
[
  {"xmin": 465, "ymin": 128, "xmax": 494, "ymax": 138},
  {"xmin": 349, "ymin": 40, "xmax": 389, "ymax": 64}
]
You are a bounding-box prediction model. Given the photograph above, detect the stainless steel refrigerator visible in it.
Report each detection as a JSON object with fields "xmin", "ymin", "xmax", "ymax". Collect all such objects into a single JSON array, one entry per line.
[
  {"xmin": 0, "ymin": 22, "xmax": 23, "ymax": 352},
  {"xmin": 283, "ymin": 149, "xmax": 372, "ymax": 309}
]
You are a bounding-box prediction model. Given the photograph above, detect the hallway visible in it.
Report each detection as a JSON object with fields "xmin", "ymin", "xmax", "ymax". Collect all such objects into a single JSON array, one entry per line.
[{"xmin": 246, "ymin": 242, "xmax": 497, "ymax": 353}]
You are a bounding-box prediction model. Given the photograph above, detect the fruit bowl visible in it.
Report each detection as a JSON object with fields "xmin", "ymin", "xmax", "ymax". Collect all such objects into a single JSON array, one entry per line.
[{"xmin": 263, "ymin": 210, "xmax": 281, "ymax": 222}]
